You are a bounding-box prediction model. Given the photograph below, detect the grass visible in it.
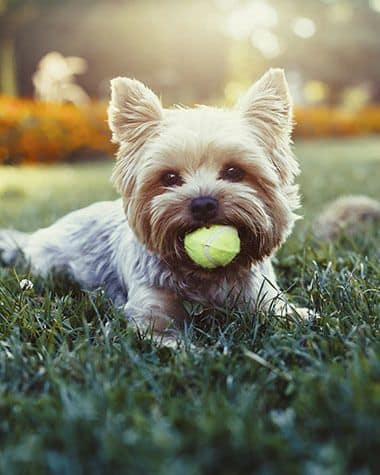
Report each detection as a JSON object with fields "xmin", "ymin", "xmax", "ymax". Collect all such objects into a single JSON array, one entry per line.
[{"xmin": 0, "ymin": 137, "xmax": 379, "ymax": 475}]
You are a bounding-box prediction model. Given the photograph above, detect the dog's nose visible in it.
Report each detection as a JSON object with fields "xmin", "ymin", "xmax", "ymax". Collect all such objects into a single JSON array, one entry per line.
[{"xmin": 191, "ymin": 196, "xmax": 219, "ymax": 221}]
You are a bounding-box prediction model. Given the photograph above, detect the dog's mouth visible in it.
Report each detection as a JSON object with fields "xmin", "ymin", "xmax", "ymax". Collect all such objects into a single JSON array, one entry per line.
[
  {"xmin": 178, "ymin": 221, "xmax": 253, "ymax": 241},
  {"xmin": 178, "ymin": 218, "xmax": 236, "ymax": 238},
  {"xmin": 174, "ymin": 222, "xmax": 259, "ymax": 272}
]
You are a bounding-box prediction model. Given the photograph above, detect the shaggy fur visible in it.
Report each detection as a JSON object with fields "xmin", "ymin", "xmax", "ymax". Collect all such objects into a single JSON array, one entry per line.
[{"xmin": 0, "ymin": 69, "xmax": 304, "ymax": 341}]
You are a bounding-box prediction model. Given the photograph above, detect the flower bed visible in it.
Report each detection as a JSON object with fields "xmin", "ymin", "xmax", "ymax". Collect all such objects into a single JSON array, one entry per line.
[
  {"xmin": 0, "ymin": 97, "xmax": 115, "ymax": 165},
  {"xmin": 295, "ymin": 106, "xmax": 380, "ymax": 138},
  {"xmin": 1, "ymin": 96, "xmax": 379, "ymax": 165}
]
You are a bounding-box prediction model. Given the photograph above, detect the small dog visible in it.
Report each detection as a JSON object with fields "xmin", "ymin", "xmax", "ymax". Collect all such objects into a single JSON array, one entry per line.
[{"xmin": 0, "ymin": 69, "xmax": 304, "ymax": 342}]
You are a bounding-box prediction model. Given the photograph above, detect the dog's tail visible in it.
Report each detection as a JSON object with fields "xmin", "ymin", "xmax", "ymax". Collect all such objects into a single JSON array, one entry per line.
[
  {"xmin": 313, "ymin": 195, "xmax": 380, "ymax": 241},
  {"xmin": 0, "ymin": 229, "xmax": 30, "ymax": 265}
]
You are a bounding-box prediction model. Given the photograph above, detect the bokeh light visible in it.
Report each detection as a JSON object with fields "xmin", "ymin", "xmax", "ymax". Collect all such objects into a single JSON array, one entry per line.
[
  {"xmin": 371, "ymin": 0, "xmax": 380, "ymax": 13},
  {"xmin": 224, "ymin": 1, "xmax": 278, "ymax": 39},
  {"xmin": 292, "ymin": 17, "xmax": 316, "ymax": 39},
  {"xmin": 251, "ymin": 30, "xmax": 281, "ymax": 58}
]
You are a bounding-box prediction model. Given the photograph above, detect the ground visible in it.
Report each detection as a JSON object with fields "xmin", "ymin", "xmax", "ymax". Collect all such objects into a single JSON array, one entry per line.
[{"xmin": 0, "ymin": 137, "xmax": 379, "ymax": 475}]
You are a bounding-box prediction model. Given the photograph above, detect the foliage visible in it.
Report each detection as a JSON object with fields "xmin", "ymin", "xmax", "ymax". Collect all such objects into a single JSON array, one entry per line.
[
  {"xmin": 1, "ymin": 97, "xmax": 380, "ymax": 165},
  {"xmin": 0, "ymin": 138, "xmax": 379, "ymax": 474},
  {"xmin": 0, "ymin": 97, "xmax": 115, "ymax": 165},
  {"xmin": 295, "ymin": 105, "xmax": 380, "ymax": 138}
]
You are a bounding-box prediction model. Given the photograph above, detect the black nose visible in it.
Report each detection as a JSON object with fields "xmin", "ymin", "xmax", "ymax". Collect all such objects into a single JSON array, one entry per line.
[{"xmin": 191, "ymin": 196, "xmax": 219, "ymax": 221}]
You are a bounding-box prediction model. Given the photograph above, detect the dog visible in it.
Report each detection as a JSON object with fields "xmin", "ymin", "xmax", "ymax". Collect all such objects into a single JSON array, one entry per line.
[{"xmin": 0, "ymin": 68, "xmax": 306, "ymax": 344}]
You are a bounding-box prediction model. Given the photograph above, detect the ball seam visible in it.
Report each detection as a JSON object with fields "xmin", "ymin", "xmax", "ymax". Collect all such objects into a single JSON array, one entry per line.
[{"xmin": 204, "ymin": 226, "xmax": 236, "ymax": 267}]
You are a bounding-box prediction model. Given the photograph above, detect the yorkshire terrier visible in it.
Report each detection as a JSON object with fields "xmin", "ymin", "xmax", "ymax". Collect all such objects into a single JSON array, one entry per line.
[{"xmin": 0, "ymin": 69, "xmax": 307, "ymax": 344}]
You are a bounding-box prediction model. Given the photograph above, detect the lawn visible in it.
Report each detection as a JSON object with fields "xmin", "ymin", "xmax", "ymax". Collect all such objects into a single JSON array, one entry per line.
[{"xmin": 0, "ymin": 137, "xmax": 379, "ymax": 474}]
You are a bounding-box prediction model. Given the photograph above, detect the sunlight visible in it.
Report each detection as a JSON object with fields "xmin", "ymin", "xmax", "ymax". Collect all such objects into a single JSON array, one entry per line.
[
  {"xmin": 224, "ymin": 1, "xmax": 278, "ymax": 39},
  {"xmin": 251, "ymin": 29, "xmax": 281, "ymax": 58},
  {"xmin": 370, "ymin": 0, "xmax": 380, "ymax": 13},
  {"xmin": 292, "ymin": 17, "xmax": 316, "ymax": 39},
  {"xmin": 304, "ymin": 80, "xmax": 329, "ymax": 103}
]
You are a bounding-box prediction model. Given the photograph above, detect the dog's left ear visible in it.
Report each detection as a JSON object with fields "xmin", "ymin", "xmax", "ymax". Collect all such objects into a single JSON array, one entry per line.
[
  {"xmin": 108, "ymin": 77, "xmax": 163, "ymax": 145},
  {"xmin": 236, "ymin": 69, "xmax": 297, "ymax": 183}
]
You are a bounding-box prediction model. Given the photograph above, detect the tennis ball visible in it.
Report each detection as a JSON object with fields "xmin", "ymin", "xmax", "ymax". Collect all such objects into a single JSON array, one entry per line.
[{"xmin": 184, "ymin": 225, "xmax": 240, "ymax": 269}]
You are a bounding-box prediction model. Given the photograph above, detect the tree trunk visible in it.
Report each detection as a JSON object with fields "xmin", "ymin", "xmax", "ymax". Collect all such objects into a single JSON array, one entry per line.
[{"xmin": 0, "ymin": 35, "xmax": 18, "ymax": 96}]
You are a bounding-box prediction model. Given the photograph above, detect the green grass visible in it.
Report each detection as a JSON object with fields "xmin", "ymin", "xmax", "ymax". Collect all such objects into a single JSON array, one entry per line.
[{"xmin": 0, "ymin": 137, "xmax": 379, "ymax": 475}]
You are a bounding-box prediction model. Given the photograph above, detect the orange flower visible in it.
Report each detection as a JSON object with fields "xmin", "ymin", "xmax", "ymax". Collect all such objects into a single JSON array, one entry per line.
[{"xmin": 0, "ymin": 97, "xmax": 116, "ymax": 165}]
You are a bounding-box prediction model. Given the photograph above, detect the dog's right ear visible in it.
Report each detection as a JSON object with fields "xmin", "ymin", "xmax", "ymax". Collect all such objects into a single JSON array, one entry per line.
[{"xmin": 108, "ymin": 77, "xmax": 163, "ymax": 145}]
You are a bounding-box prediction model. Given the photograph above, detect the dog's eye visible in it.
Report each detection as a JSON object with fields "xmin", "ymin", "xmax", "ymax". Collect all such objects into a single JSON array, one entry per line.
[
  {"xmin": 221, "ymin": 166, "xmax": 245, "ymax": 182},
  {"xmin": 161, "ymin": 171, "xmax": 183, "ymax": 187}
]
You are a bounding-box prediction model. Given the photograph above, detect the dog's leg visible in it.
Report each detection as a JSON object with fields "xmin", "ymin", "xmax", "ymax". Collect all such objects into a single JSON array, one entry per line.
[
  {"xmin": 124, "ymin": 284, "xmax": 187, "ymax": 347},
  {"xmin": 0, "ymin": 230, "xmax": 30, "ymax": 265}
]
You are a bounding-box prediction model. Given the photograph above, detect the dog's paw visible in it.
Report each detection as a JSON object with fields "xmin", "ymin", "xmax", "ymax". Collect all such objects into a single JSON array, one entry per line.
[
  {"xmin": 274, "ymin": 301, "xmax": 318, "ymax": 322},
  {"xmin": 151, "ymin": 334, "xmax": 197, "ymax": 351},
  {"xmin": 291, "ymin": 306, "xmax": 318, "ymax": 322}
]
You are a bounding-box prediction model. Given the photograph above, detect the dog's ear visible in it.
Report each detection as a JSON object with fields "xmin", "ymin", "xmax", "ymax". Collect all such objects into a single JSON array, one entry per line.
[
  {"xmin": 236, "ymin": 69, "xmax": 298, "ymax": 183},
  {"xmin": 108, "ymin": 77, "xmax": 163, "ymax": 144},
  {"xmin": 236, "ymin": 68, "xmax": 293, "ymax": 141}
]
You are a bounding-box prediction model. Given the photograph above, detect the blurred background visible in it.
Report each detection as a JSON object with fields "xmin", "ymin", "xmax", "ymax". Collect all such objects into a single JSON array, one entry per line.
[
  {"xmin": 1, "ymin": 0, "xmax": 380, "ymax": 104},
  {"xmin": 1, "ymin": 0, "xmax": 380, "ymax": 165},
  {"xmin": 0, "ymin": 0, "xmax": 379, "ymax": 230}
]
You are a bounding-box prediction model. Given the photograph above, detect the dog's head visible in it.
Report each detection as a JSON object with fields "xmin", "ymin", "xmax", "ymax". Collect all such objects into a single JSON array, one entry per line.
[{"xmin": 108, "ymin": 69, "xmax": 300, "ymax": 273}]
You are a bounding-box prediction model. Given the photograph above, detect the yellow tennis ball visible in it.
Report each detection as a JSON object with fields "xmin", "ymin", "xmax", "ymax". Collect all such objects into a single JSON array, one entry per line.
[{"xmin": 184, "ymin": 225, "xmax": 241, "ymax": 269}]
